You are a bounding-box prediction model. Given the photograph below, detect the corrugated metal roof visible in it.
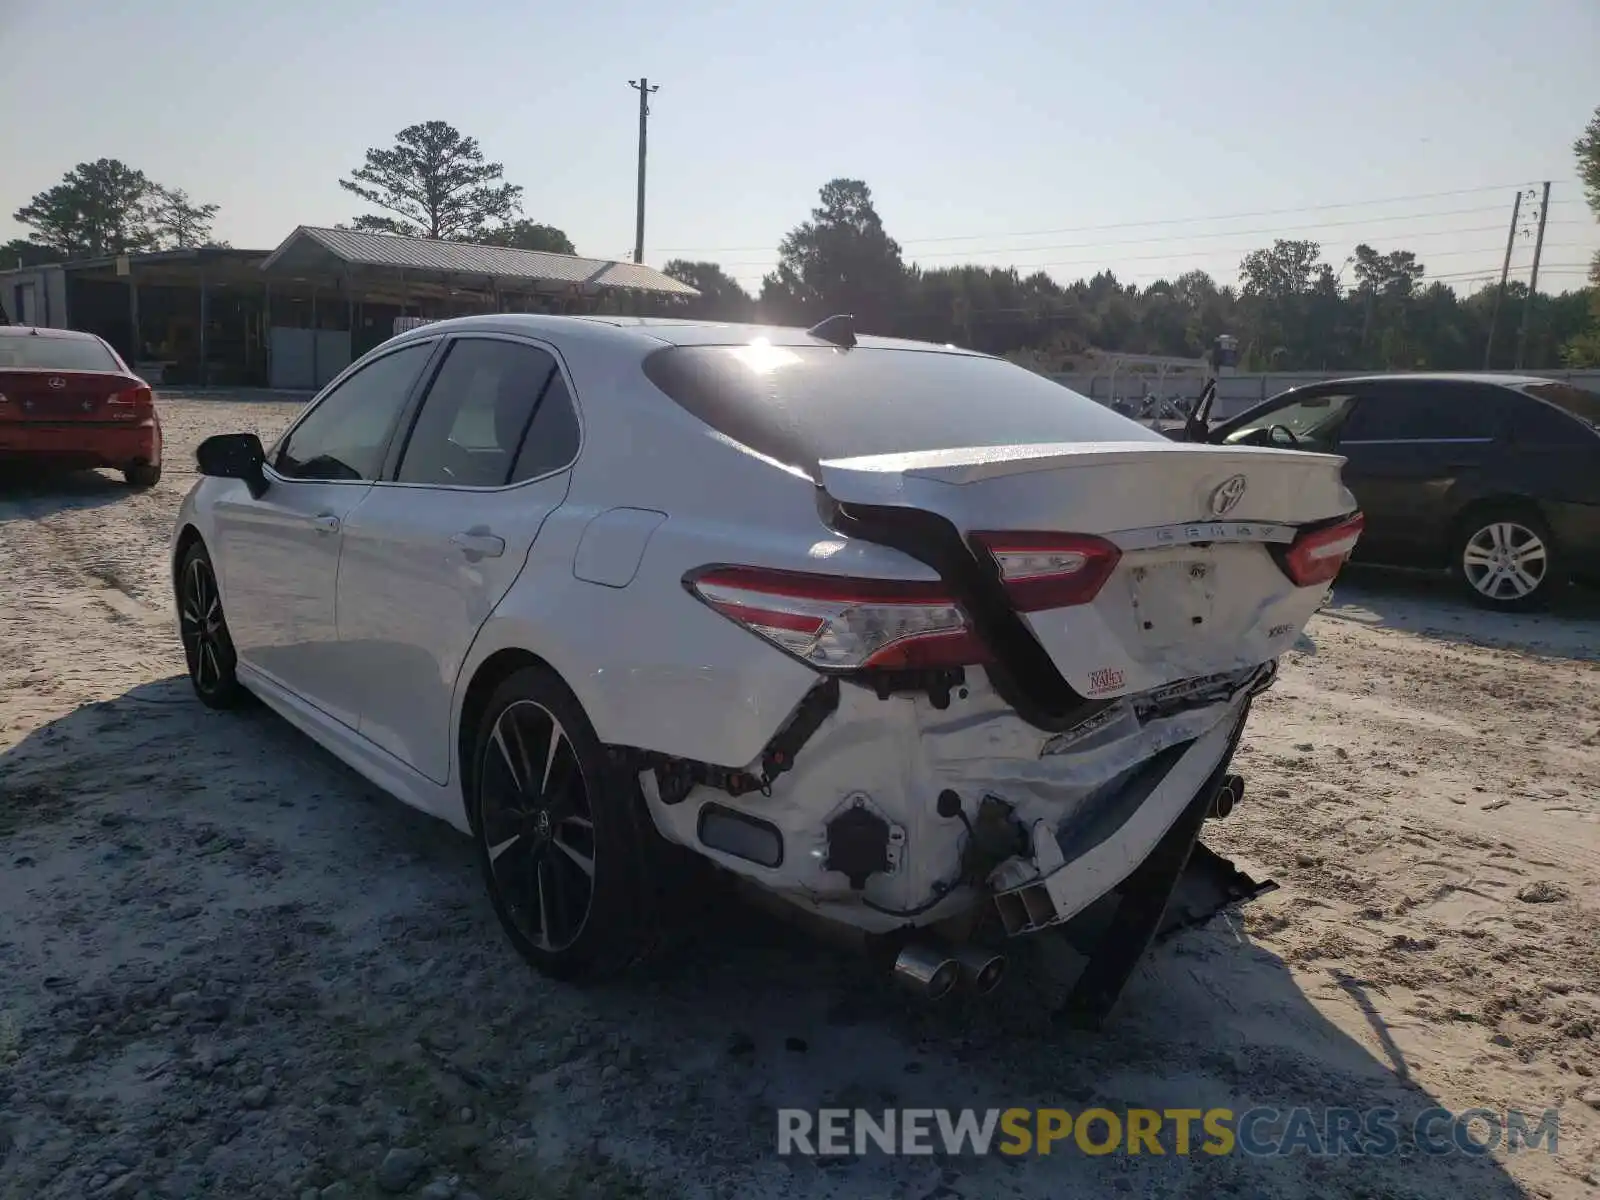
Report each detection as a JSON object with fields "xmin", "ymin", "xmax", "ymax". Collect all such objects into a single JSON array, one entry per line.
[{"xmin": 260, "ymin": 226, "xmax": 698, "ymax": 297}]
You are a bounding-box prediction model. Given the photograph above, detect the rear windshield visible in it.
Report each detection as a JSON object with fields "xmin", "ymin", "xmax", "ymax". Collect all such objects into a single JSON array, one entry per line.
[
  {"xmin": 1520, "ymin": 382, "xmax": 1600, "ymax": 433},
  {"xmin": 641, "ymin": 343, "xmax": 1161, "ymax": 477},
  {"xmin": 0, "ymin": 335, "xmax": 120, "ymax": 372}
]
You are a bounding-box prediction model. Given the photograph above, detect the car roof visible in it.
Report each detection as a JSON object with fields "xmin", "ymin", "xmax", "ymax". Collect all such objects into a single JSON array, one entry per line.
[
  {"xmin": 1300, "ymin": 371, "xmax": 1552, "ymax": 391},
  {"xmin": 0, "ymin": 325, "xmax": 105, "ymax": 342},
  {"xmin": 387, "ymin": 312, "xmax": 983, "ymax": 357}
]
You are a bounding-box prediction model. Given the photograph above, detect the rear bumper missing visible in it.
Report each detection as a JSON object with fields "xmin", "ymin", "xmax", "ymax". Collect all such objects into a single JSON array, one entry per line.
[
  {"xmin": 639, "ymin": 661, "xmax": 1275, "ymax": 936},
  {"xmin": 990, "ymin": 698, "xmax": 1249, "ymax": 936}
]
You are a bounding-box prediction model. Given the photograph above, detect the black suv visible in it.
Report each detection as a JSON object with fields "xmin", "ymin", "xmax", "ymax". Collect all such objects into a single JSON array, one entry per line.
[{"xmin": 1185, "ymin": 373, "xmax": 1600, "ymax": 610}]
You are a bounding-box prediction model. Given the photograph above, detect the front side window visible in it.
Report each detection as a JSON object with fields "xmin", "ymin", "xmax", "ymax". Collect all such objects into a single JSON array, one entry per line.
[
  {"xmin": 396, "ymin": 337, "xmax": 578, "ymax": 487},
  {"xmin": 275, "ymin": 342, "xmax": 434, "ymax": 481},
  {"xmin": 1222, "ymin": 392, "xmax": 1357, "ymax": 449}
]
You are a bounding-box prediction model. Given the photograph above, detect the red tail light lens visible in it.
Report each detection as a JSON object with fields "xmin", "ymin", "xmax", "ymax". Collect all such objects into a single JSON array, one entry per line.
[
  {"xmin": 106, "ymin": 385, "xmax": 153, "ymax": 409},
  {"xmin": 970, "ymin": 532, "xmax": 1122, "ymax": 612},
  {"xmin": 1283, "ymin": 512, "xmax": 1364, "ymax": 587},
  {"xmin": 686, "ymin": 566, "xmax": 990, "ymax": 671}
]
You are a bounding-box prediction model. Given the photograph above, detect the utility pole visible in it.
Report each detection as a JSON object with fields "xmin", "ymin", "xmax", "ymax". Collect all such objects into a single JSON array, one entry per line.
[
  {"xmin": 1483, "ymin": 189, "xmax": 1523, "ymax": 369},
  {"xmin": 628, "ymin": 77, "xmax": 659, "ymax": 264},
  {"xmin": 1514, "ymin": 181, "xmax": 1551, "ymax": 371}
]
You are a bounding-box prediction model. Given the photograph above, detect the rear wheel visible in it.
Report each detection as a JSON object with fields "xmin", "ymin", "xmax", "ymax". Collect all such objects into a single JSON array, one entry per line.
[
  {"xmin": 468, "ymin": 666, "xmax": 671, "ymax": 980},
  {"xmin": 177, "ymin": 541, "xmax": 248, "ymax": 709},
  {"xmin": 1453, "ymin": 507, "xmax": 1562, "ymax": 611},
  {"xmin": 124, "ymin": 462, "xmax": 161, "ymax": 488}
]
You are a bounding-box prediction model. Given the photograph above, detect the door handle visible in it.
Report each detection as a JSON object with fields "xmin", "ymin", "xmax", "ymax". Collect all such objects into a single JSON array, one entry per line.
[
  {"xmin": 451, "ymin": 531, "xmax": 505, "ymax": 558},
  {"xmin": 311, "ymin": 514, "xmax": 340, "ymax": 534}
]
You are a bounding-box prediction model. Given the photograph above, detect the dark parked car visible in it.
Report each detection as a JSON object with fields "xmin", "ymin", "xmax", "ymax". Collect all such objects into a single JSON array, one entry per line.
[{"xmin": 1184, "ymin": 373, "xmax": 1600, "ymax": 610}]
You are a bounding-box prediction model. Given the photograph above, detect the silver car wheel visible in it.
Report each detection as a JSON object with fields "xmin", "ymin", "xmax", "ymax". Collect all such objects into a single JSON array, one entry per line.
[{"xmin": 1461, "ymin": 521, "xmax": 1547, "ymax": 601}]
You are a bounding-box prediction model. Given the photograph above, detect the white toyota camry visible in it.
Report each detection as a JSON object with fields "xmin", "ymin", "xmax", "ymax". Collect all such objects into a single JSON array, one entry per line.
[{"xmin": 170, "ymin": 313, "xmax": 1362, "ymax": 1022}]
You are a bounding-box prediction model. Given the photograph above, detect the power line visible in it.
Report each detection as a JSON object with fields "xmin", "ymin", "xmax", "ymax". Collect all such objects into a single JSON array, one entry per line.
[{"xmin": 653, "ymin": 180, "xmax": 1586, "ymax": 255}]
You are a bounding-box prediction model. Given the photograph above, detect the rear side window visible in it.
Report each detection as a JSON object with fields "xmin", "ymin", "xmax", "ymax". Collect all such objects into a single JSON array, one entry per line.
[
  {"xmin": 396, "ymin": 337, "xmax": 578, "ymax": 487},
  {"xmin": 0, "ymin": 335, "xmax": 120, "ymax": 372},
  {"xmin": 1519, "ymin": 383, "xmax": 1600, "ymax": 435},
  {"xmin": 1339, "ymin": 386, "xmax": 1507, "ymax": 442},
  {"xmin": 510, "ymin": 371, "xmax": 581, "ymax": 482},
  {"xmin": 641, "ymin": 343, "xmax": 1161, "ymax": 478}
]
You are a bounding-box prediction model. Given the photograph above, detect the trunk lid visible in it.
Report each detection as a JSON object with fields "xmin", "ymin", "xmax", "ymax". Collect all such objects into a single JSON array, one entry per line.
[
  {"xmin": 0, "ymin": 370, "xmax": 150, "ymax": 423},
  {"xmin": 819, "ymin": 440, "xmax": 1355, "ymax": 699}
]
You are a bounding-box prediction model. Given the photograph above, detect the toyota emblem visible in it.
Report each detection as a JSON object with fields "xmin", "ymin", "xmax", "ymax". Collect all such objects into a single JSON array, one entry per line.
[
  {"xmin": 1209, "ymin": 474, "xmax": 1248, "ymax": 516},
  {"xmin": 47, "ymin": 376, "xmax": 66, "ymax": 389}
]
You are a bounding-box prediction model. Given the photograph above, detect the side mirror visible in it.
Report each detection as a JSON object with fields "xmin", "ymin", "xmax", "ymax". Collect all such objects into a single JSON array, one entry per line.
[{"xmin": 196, "ymin": 432, "xmax": 268, "ymax": 498}]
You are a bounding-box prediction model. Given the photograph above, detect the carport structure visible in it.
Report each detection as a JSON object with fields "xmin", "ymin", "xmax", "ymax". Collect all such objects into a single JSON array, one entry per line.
[
  {"xmin": 256, "ymin": 226, "xmax": 700, "ymax": 388},
  {"xmin": 0, "ymin": 228, "xmax": 699, "ymax": 389}
]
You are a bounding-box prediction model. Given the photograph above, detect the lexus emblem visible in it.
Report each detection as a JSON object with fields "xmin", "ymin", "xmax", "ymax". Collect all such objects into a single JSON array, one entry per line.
[
  {"xmin": 47, "ymin": 376, "xmax": 66, "ymax": 389},
  {"xmin": 1209, "ymin": 474, "xmax": 1248, "ymax": 516}
]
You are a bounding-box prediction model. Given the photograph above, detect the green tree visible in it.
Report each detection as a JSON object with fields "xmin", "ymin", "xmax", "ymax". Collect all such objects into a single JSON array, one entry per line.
[
  {"xmin": 1236, "ymin": 239, "xmax": 1330, "ymax": 367},
  {"xmin": 476, "ymin": 219, "xmax": 576, "ymax": 255},
  {"xmin": 340, "ymin": 121, "xmax": 523, "ymax": 241},
  {"xmin": 761, "ymin": 179, "xmax": 906, "ymax": 332},
  {"xmin": 147, "ymin": 186, "xmax": 221, "ymax": 249},
  {"xmin": 12, "ymin": 159, "xmax": 157, "ymax": 257},
  {"xmin": 1561, "ymin": 105, "xmax": 1600, "ymax": 366},
  {"xmin": 661, "ymin": 260, "xmax": 753, "ymax": 319},
  {"xmin": 2, "ymin": 238, "xmax": 58, "ymax": 268}
]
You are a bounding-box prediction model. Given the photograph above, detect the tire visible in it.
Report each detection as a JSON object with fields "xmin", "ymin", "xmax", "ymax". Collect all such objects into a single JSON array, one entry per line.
[
  {"xmin": 1452, "ymin": 506, "xmax": 1563, "ymax": 612},
  {"xmin": 467, "ymin": 665, "xmax": 672, "ymax": 981},
  {"xmin": 177, "ymin": 541, "xmax": 249, "ymax": 709},
  {"xmin": 124, "ymin": 462, "xmax": 161, "ymax": 488}
]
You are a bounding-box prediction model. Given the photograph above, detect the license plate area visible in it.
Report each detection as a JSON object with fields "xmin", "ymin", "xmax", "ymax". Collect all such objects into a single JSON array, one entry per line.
[{"xmin": 1127, "ymin": 558, "xmax": 1216, "ymax": 648}]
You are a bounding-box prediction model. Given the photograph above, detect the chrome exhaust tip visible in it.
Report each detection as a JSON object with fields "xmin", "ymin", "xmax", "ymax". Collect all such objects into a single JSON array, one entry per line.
[
  {"xmin": 891, "ymin": 941, "xmax": 960, "ymax": 1000},
  {"xmin": 951, "ymin": 944, "xmax": 1007, "ymax": 995}
]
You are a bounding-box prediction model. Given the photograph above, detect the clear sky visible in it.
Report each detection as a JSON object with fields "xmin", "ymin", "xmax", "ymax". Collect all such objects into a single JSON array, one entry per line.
[{"xmin": 3, "ymin": 0, "xmax": 1597, "ymax": 296}]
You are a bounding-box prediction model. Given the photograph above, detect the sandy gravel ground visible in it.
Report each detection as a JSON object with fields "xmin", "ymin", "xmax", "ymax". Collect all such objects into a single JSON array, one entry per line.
[{"xmin": 2, "ymin": 394, "xmax": 1599, "ymax": 1200}]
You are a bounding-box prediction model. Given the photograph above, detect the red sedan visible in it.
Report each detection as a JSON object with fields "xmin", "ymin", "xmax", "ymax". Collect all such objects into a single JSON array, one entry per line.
[{"xmin": 0, "ymin": 326, "xmax": 163, "ymax": 486}]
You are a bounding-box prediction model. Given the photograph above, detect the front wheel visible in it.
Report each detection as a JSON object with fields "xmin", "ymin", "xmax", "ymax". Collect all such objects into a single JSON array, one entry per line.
[
  {"xmin": 468, "ymin": 666, "xmax": 672, "ymax": 981},
  {"xmin": 177, "ymin": 541, "xmax": 249, "ymax": 708},
  {"xmin": 1454, "ymin": 509, "xmax": 1562, "ymax": 611}
]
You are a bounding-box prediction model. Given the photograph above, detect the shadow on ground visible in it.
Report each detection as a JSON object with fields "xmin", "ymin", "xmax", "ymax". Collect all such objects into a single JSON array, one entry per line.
[
  {"xmin": 0, "ymin": 466, "xmax": 137, "ymax": 519},
  {"xmin": 0, "ymin": 676, "xmax": 1551, "ymax": 1199},
  {"xmin": 1323, "ymin": 565, "xmax": 1600, "ymax": 664}
]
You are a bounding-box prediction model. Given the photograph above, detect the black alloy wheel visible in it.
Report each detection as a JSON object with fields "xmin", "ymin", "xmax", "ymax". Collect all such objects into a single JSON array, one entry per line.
[
  {"xmin": 177, "ymin": 542, "xmax": 247, "ymax": 709},
  {"xmin": 469, "ymin": 666, "xmax": 677, "ymax": 980}
]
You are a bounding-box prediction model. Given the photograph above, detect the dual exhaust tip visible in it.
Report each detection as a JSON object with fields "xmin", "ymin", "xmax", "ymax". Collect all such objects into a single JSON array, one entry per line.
[{"xmin": 891, "ymin": 939, "xmax": 1006, "ymax": 1000}]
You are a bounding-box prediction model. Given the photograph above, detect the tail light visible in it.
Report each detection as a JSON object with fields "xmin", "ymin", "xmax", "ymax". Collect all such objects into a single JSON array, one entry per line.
[
  {"xmin": 970, "ymin": 532, "xmax": 1122, "ymax": 611},
  {"xmin": 106, "ymin": 385, "xmax": 154, "ymax": 412},
  {"xmin": 1282, "ymin": 512, "xmax": 1364, "ymax": 587},
  {"xmin": 685, "ymin": 565, "xmax": 990, "ymax": 671}
]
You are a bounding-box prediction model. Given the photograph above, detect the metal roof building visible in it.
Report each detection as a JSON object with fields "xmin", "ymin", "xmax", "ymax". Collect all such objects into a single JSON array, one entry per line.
[
  {"xmin": 261, "ymin": 226, "xmax": 698, "ymax": 300},
  {"xmin": 0, "ymin": 227, "xmax": 699, "ymax": 389}
]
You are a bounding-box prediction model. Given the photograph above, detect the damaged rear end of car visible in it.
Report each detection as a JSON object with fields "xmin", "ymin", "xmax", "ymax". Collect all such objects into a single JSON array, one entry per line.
[{"xmin": 623, "ymin": 330, "xmax": 1362, "ymax": 1023}]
